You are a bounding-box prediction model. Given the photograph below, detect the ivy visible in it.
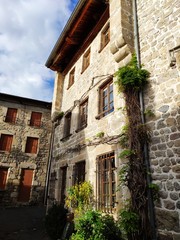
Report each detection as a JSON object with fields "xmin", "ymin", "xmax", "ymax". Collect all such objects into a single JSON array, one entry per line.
[
  {"xmin": 116, "ymin": 55, "xmax": 153, "ymax": 239},
  {"xmin": 115, "ymin": 54, "xmax": 150, "ymax": 92}
]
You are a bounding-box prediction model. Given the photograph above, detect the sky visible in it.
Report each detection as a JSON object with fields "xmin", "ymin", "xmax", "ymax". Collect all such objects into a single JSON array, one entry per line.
[{"xmin": 0, "ymin": 0, "xmax": 78, "ymax": 102}]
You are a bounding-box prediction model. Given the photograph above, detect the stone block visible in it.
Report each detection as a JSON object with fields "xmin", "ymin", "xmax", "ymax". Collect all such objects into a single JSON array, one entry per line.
[
  {"xmin": 156, "ymin": 208, "xmax": 179, "ymax": 232},
  {"xmin": 170, "ymin": 133, "xmax": 180, "ymax": 140},
  {"xmin": 172, "ymin": 165, "xmax": 180, "ymax": 173},
  {"xmin": 170, "ymin": 192, "xmax": 178, "ymax": 201},
  {"xmin": 163, "ymin": 200, "xmax": 175, "ymax": 210}
]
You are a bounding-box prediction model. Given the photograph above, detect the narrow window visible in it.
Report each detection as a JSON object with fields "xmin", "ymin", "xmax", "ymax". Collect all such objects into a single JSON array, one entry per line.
[
  {"xmin": 97, "ymin": 152, "xmax": 116, "ymax": 213},
  {"xmin": 60, "ymin": 167, "xmax": 67, "ymax": 204},
  {"xmin": 68, "ymin": 68, "xmax": 75, "ymax": 89},
  {"xmin": 63, "ymin": 112, "xmax": 71, "ymax": 138},
  {"xmin": 97, "ymin": 79, "xmax": 114, "ymax": 119},
  {"xmin": 0, "ymin": 168, "xmax": 8, "ymax": 190},
  {"xmin": 100, "ymin": 23, "xmax": 110, "ymax": 51},
  {"xmin": 5, "ymin": 108, "xmax": 17, "ymax": 124},
  {"xmin": 0, "ymin": 134, "xmax": 13, "ymax": 152},
  {"xmin": 79, "ymin": 99, "xmax": 88, "ymax": 129},
  {"xmin": 30, "ymin": 112, "xmax": 42, "ymax": 127},
  {"xmin": 25, "ymin": 137, "xmax": 38, "ymax": 154},
  {"xmin": 82, "ymin": 48, "xmax": 90, "ymax": 73},
  {"xmin": 73, "ymin": 161, "xmax": 86, "ymax": 185}
]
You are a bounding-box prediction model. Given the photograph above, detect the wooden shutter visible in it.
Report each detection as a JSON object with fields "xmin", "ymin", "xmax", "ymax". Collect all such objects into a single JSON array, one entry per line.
[
  {"xmin": 5, "ymin": 108, "xmax": 17, "ymax": 123},
  {"xmin": 0, "ymin": 134, "xmax": 13, "ymax": 152},
  {"xmin": 25, "ymin": 137, "xmax": 38, "ymax": 154},
  {"xmin": 0, "ymin": 168, "xmax": 8, "ymax": 190},
  {"xmin": 30, "ymin": 112, "xmax": 42, "ymax": 127}
]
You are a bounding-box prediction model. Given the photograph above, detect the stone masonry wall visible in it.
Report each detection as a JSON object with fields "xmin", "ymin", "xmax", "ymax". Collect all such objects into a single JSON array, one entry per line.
[
  {"xmin": 0, "ymin": 100, "xmax": 52, "ymax": 206},
  {"xmin": 137, "ymin": 0, "xmax": 180, "ymax": 239},
  {"xmin": 48, "ymin": 0, "xmax": 134, "ymax": 211}
]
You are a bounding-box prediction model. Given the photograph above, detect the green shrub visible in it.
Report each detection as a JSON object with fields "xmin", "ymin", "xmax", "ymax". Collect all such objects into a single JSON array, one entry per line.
[
  {"xmin": 45, "ymin": 204, "xmax": 68, "ymax": 240},
  {"xmin": 71, "ymin": 210, "xmax": 122, "ymax": 240}
]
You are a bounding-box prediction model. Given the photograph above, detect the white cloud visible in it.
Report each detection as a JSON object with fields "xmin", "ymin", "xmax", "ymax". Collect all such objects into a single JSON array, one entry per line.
[{"xmin": 0, "ymin": 0, "xmax": 77, "ymax": 101}]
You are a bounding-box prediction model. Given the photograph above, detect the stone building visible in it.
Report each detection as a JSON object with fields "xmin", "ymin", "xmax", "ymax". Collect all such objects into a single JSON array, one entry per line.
[
  {"xmin": 0, "ymin": 93, "xmax": 52, "ymax": 206},
  {"xmin": 46, "ymin": 0, "xmax": 180, "ymax": 239}
]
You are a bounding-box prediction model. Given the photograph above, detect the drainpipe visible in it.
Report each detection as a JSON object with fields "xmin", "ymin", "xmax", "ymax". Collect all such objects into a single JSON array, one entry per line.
[
  {"xmin": 44, "ymin": 123, "xmax": 55, "ymax": 207},
  {"xmin": 132, "ymin": 0, "xmax": 157, "ymax": 239}
]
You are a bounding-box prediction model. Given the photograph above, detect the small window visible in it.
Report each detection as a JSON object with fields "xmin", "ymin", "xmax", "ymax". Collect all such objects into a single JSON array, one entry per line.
[
  {"xmin": 73, "ymin": 161, "xmax": 86, "ymax": 185},
  {"xmin": 100, "ymin": 23, "xmax": 110, "ymax": 51},
  {"xmin": 5, "ymin": 108, "xmax": 17, "ymax": 124},
  {"xmin": 0, "ymin": 134, "xmax": 13, "ymax": 152},
  {"xmin": 30, "ymin": 112, "xmax": 42, "ymax": 127},
  {"xmin": 82, "ymin": 48, "xmax": 90, "ymax": 73},
  {"xmin": 79, "ymin": 99, "xmax": 88, "ymax": 130},
  {"xmin": 97, "ymin": 79, "xmax": 114, "ymax": 119},
  {"xmin": 25, "ymin": 137, "xmax": 38, "ymax": 154},
  {"xmin": 68, "ymin": 68, "xmax": 75, "ymax": 89},
  {"xmin": 97, "ymin": 151, "xmax": 116, "ymax": 213},
  {"xmin": 0, "ymin": 168, "xmax": 8, "ymax": 190},
  {"xmin": 63, "ymin": 112, "xmax": 71, "ymax": 138}
]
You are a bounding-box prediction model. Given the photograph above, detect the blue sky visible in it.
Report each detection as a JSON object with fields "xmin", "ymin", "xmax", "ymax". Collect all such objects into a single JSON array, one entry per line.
[{"xmin": 0, "ymin": 0, "xmax": 78, "ymax": 102}]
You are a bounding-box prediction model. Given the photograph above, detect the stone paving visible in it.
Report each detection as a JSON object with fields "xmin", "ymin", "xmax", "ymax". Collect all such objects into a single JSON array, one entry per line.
[{"xmin": 0, "ymin": 206, "xmax": 50, "ymax": 240}]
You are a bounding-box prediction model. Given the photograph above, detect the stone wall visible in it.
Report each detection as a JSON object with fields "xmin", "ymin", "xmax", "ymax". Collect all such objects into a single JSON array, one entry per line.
[
  {"xmin": 48, "ymin": 0, "xmax": 134, "ymax": 211},
  {"xmin": 137, "ymin": 0, "xmax": 180, "ymax": 238},
  {"xmin": 0, "ymin": 99, "xmax": 52, "ymax": 206}
]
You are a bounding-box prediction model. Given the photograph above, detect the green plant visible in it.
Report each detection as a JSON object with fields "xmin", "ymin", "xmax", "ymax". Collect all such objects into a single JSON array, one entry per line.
[
  {"xmin": 118, "ymin": 149, "xmax": 134, "ymax": 159},
  {"xmin": 115, "ymin": 54, "xmax": 150, "ymax": 92},
  {"xmin": 119, "ymin": 208, "xmax": 139, "ymax": 235},
  {"xmin": 148, "ymin": 183, "xmax": 160, "ymax": 201},
  {"xmin": 118, "ymin": 164, "xmax": 129, "ymax": 187},
  {"xmin": 144, "ymin": 109, "xmax": 155, "ymax": 117},
  {"xmin": 96, "ymin": 131, "xmax": 105, "ymax": 138},
  {"xmin": 119, "ymin": 125, "xmax": 129, "ymax": 148},
  {"xmin": 45, "ymin": 204, "xmax": 68, "ymax": 240},
  {"xmin": 71, "ymin": 210, "xmax": 122, "ymax": 240},
  {"xmin": 65, "ymin": 181, "xmax": 93, "ymax": 217}
]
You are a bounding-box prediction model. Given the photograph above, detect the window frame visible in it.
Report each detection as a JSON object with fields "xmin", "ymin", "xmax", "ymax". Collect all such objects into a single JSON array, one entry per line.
[
  {"xmin": 29, "ymin": 112, "xmax": 42, "ymax": 127},
  {"xmin": 60, "ymin": 166, "xmax": 67, "ymax": 204},
  {"xmin": 25, "ymin": 137, "xmax": 39, "ymax": 154},
  {"xmin": 67, "ymin": 67, "xmax": 75, "ymax": 89},
  {"xmin": 4, "ymin": 108, "xmax": 17, "ymax": 124},
  {"xmin": 0, "ymin": 134, "xmax": 13, "ymax": 152},
  {"xmin": 96, "ymin": 151, "xmax": 116, "ymax": 213},
  {"xmin": 73, "ymin": 161, "xmax": 86, "ymax": 185},
  {"xmin": 99, "ymin": 23, "xmax": 110, "ymax": 52},
  {"xmin": 96, "ymin": 79, "xmax": 114, "ymax": 119},
  {"xmin": 79, "ymin": 98, "xmax": 88, "ymax": 130},
  {"xmin": 82, "ymin": 48, "xmax": 90, "ymax": 73},
  {"xmin": 63, "ymin": 112, "xmax": 72, "ymax": 139}
]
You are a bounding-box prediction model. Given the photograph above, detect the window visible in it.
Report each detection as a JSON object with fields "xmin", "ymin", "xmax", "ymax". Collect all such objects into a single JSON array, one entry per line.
[
  {"xmin": 5, "ymin": 108, "xmax": 17, "ymax": 124},
  {"xmin": 97, "ymin": 152, "xmax": 116, "ymax": 213},
  {"xmin": 60, "ymin": 167, "xmax": 67, "ymax": 204},
  {"xmin": 82, "ymin": 48, "xmax": 90, "ymax": 72},
  {"xmin": 68, "ymin": 68, "xmax": 75, "ymax": 89},
  {"xmin": 97, "ymin": 79, "xmax": 114, "ymax": 119},
  {"xmin": 79, "ymin": 99, "xmax": 88, "ymax": 129},
  {"xmin": 73, "ymin": 161, "xmax": 86, "ymax": 185},
  {"xmin": 63, "ymin": 112, "xmax": 72, "ymax": 138},
  {"xmin": 0, "ymin": 168, "xmax": 8, "ymax": 190},
  {"xmin": 30, "ymin": 112, "xmax": 42, "ymax": 127},
  {"xmin": 25, "ymin": 137, "xmax": 38, "ymax": 154},
  {"xmin": 100, "ymin": 23, "xmax": 110, "ymax": 51},
  {"xmin": 0, "ymin": 134, "xmax": 13, "ymax": 152}
]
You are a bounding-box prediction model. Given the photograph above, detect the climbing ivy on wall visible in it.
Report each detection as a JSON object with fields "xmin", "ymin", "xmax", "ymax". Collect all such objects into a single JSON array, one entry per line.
[{"xmin": 115, "ymin": 55, "xmax": 152, "ymax": 239}]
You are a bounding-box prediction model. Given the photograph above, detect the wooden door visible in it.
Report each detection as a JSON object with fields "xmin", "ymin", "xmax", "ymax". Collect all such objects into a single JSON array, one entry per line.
[
  {"xmin": 0, "ymin": 168, "xmax": 8, "ymax": 190},
  {"xmin": 18, "ymin": 169, "xmax": 33, "ymax": 202}
]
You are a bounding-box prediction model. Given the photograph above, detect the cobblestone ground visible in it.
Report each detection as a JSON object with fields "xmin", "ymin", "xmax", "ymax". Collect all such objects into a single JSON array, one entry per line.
[{"xmin": 0, "ymin": 206, "xmax": 50, "ymax": 240}]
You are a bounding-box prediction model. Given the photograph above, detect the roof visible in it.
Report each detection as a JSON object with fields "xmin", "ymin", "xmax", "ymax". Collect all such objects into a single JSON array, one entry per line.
[
  {"xmin": 46, "ymin": 0, "xmax": 109, "ymax": 74},
  {"xmin": 0, "ymin": 92, "xmax": 52, "ymax": 109}
]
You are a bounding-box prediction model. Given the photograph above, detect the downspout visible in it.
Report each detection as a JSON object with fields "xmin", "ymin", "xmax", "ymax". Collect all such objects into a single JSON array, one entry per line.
[
  {"xmin": 132, "ymin": 0, "xmax": 157, "ymax": 239},
  {"xmin": 44, "ymin": 123, "xmax": 55, "ymax": 207}
]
